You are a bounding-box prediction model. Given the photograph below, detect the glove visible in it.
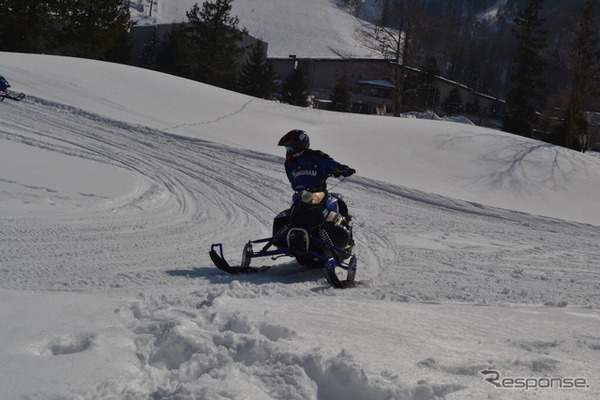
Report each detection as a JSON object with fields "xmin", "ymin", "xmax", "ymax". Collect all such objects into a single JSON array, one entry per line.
[{"xmin": 333, "ymin": 166, "xmax": 356, "ymax": 178}]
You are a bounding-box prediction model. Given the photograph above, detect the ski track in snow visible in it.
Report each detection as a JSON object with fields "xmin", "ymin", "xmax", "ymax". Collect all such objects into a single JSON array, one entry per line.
[{"xmin": 2, "ymin": 97, "xmax": 600, "ymax": 399}]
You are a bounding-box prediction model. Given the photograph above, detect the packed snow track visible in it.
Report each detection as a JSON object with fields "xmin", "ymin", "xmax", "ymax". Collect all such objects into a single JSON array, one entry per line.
[
  {"xmin": 2, "ymin": 97, "xmax": 600, "ymax": 302},
  {"xmin": 2, "ymin": 96, "xmax": 600, "ymax": 399}
]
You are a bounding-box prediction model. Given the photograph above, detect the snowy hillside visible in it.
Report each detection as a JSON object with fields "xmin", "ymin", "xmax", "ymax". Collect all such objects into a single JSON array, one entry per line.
[
  {"xmin": 129, "ymin": 0, "xmax": 375, "ymax": 57},
  {"xmin": 1, "ymin": 52, "xmax": 600, "ymax": 399}
]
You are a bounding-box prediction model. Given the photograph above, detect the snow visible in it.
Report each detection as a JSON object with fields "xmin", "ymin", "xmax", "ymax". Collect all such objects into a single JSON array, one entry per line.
[
  {"xmin": 477, "ymin": 0, "xmax": 510, "ymax": 21},
  {"xmin": 0, "ymin": 139, "xmax": 141, "ymax": 216},
  {"xmin": 128, "ymin": 0, "xmax": 376, "ymax": 57},
  {"xmin": 1, "ymin": 49, "xmax": 600, "ymax": 399}
]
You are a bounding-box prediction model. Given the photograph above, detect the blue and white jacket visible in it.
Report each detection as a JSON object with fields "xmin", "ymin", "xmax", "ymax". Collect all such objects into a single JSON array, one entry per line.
[{"xmin": 284, "ymin": 150, "xmax": 341, "ymax": 192}]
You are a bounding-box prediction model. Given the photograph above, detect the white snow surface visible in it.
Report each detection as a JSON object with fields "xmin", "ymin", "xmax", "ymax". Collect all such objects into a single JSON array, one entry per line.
[
  {"xmin": 129, "ymin": 0, "xmax": 376, "ymax": 57},
  {"xmin": 1, "ymin": 52, "xmax": 600, "ymax": 399}
]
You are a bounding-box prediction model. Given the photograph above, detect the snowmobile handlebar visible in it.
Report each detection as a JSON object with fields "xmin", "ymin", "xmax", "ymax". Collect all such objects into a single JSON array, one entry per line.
[
  {"xmin": 329, "ymin": 165, "xmax": 356, "ymax": 179},
  {"xmin": 302, "ymin": 166, "xmax": 356, "ymax": 194}
]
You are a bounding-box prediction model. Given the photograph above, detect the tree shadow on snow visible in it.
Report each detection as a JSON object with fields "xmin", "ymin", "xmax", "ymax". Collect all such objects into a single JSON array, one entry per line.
[{"xmin": 435, "ymin": 131, "xmax": 585, "ymax": 196}]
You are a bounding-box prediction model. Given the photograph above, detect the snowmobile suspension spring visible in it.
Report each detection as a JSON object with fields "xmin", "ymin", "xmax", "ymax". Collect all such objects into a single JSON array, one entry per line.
[
  {"xmin": 262, "ymin": 224, "xmax": 291, "ymax": 252},
  {"xmin": 274, "ymin": 224, "xmax": 291, "ymax": 238},
  {"xmin": 319, "ymin": 227, "xmax": 342, "ymax": 262},
  {"xmin": 319, "ymin": 228, "xmax": 334, "ymax": 246}
]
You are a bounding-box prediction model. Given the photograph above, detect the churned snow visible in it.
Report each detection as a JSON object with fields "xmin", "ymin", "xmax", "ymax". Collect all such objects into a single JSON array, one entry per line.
[{"xmin": 1, "ymin": 48, "xmax": 600, "ymax": 400}]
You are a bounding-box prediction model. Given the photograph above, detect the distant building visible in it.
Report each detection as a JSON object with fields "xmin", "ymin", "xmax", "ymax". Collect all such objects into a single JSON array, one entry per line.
[
  {"xmin": 270, "ymin": 57, "xmax": 504, "ymax": 119},
  {"xmin": 128, "ymin": 29, "xmax": 504, "ymax": 122}
]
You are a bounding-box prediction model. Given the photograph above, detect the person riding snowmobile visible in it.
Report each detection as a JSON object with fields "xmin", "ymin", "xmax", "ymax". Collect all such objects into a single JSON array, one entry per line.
[
  {"xmin": 277, "ymin": 129, "xmax": 355, "ymax": 216},
  {"xmin": 207, "ymin": 129, "xmax": 359, "ymax": 288}
]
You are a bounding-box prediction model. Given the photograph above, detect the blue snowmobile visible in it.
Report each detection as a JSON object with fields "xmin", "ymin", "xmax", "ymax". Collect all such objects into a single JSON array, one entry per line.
[
  {"xmin": 0, "ymin": 76, "xmax": 25, "ymax": 102},
  {"xmin": 209, "ymin": 171, "xmax": 357, "ymax": 288}
]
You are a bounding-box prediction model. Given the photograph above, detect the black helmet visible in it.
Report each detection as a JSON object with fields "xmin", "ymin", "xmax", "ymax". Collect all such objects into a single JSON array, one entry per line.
[{"xmin": 278, "ymin": 129, "xmax": 310, "ymax": 160}]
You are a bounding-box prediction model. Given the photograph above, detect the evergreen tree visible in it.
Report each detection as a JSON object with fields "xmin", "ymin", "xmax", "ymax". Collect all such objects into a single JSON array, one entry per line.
[
  {"xmin": 54, "ymin": 0, "xmax": 132, "ymax": 60},
  {"xmin": 502, "ymin": 0, "xmax": 548, "ymax": 138},
  {"xmin": 465, "ymin": 54, "xmax": 483, "ymax": 91},
  {"xmin": 441, "ymin": 88, "xmax": 464, "ymax": 115},
  {"xmin": 416, "ymin": 56, "xmax": 440, "ymax": 111},
  {"xmin": 0, "ymin": 0, "xmax": 57, "ymax": 53},
  {"xmin": 156, "ymin": 24, "xmax": 190, "ymax": 77},
  {"xmin": 466, "ymin": 97, "xmax": 481, "ymax": 115},
  {"xmin": 419, "ymin": 57, "xmax": 440, "ymax": 87},
  {"xmin": 447, "ymin": 47, "xmax": 465, "ymax": 84},
  {"xmin": 0, "ymin": 0, "xmax": 131, "ymax": 60},
  {"xmin": 238, "ymin": 41, "xmax": 276, "ymax": 98},
  {"xmin": 185, "ymin": 0, "xmax": 246, "ymax": 89},
  {"xmin": 330, "ymin": 74, "xmax": 352, "ymax": 112},
  {"xmin": 138, "ymin": 28, "xmax": 159, "ymax": 69},
  {"xmin": 282, "ymin": 65, "xmax": 309, "ymax": 107}
]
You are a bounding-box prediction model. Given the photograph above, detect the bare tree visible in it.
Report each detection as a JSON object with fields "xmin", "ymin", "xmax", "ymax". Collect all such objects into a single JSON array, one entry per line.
[{"xmin": 355, "ymin": 0, "xmax": 454, "ymax": 116}]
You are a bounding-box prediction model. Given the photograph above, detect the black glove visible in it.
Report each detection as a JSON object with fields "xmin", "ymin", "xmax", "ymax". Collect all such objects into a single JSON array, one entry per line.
[{"xmin": 332, "ymin": 166, "xmax": 356, "ymax": 178}]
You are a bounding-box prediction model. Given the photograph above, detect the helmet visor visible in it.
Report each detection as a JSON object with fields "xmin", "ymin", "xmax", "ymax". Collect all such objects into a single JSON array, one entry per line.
[{"xmin": 285, "ymin": 144, "xmax": 301, "ymax": 154}]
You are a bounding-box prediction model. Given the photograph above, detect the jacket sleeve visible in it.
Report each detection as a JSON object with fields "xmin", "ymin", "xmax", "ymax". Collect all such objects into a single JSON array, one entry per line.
[{"xmin": 311, "ymin": 150, "xmax": 342, "ymax": 172}]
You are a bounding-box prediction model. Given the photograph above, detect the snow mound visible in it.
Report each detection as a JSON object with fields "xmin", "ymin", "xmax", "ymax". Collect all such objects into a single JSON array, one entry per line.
[{"xmin": 89, "ymin": 288, "xmax": 467, "ymax": 400}]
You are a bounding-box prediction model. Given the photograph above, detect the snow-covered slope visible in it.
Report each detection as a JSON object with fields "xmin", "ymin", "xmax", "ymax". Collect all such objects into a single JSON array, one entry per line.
[
  {"xmin": 129, "ymin": 0, "xmax": 375, "ymax": 57},
  {"xmin": 1, "ymin": 53, "xmax": 600, "ymax": 399},
  {"xmin": 3, "ymin": 53, "xmax": 600, "ymax": 225}
]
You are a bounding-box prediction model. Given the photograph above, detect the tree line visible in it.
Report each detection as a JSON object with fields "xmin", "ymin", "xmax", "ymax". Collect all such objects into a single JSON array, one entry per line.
[
  {"xmin": 498, "ymin": 0, "xmax": 599, "ymax": 151},
  {"xmin": 0, "ymin": 0, "xmax": 132, "ymax": 61},
  {"xmin": 354, "ymin": 0, "xmax": 600, "ymax": 152}
]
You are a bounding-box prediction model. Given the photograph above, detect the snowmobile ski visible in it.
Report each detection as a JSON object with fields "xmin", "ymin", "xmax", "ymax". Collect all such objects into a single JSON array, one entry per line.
[
  {"xmin": 0, "ymin": 92, "xmax": 25, "ymax": 102},
  {"xmin": 322, "ymin": 255, "xmax": 358, "ymax": 289},
  {"xmin": 209, "ymin": 244, "xmax": 270, "ymax": 274},
  {"xmin": 209, "ymin": 239, "xmax": 358, "ymax": 289}
]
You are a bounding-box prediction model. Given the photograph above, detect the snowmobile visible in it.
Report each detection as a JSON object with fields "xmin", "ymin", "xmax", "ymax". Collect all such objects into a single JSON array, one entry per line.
[
  {"xmin": 0, "ymin": 91, "xmax": 25, "ymax": 102},
  {"xmin": 0, "ymin": 76, "xmax": 25, "ymax": 102},
  {"xmin": 209, "ymin": 174, "xmax": 357, "ymax": 288}
]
